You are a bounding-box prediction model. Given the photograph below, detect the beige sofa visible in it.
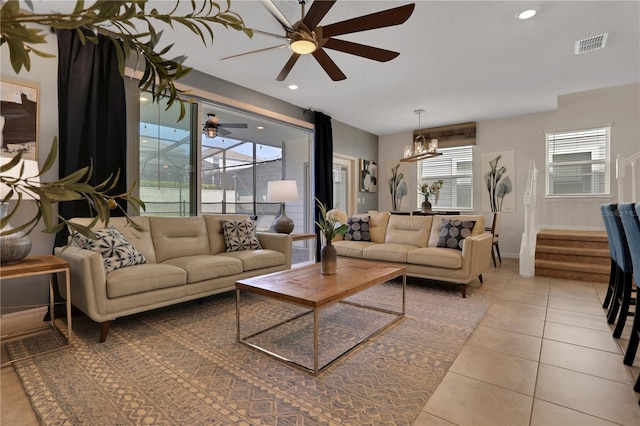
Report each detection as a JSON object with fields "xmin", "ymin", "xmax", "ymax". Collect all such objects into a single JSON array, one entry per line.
[
  {"xmin": 333, "ymin": 212, "xmax": 492, "ymax": 297},
  {"xmin": 54, "ymin": 215, "xmax": 292, "ymax": 342}
]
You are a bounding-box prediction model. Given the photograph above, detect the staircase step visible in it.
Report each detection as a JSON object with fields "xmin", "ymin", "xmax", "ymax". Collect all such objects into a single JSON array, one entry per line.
[
  {"xmin": 535, "ymin": 245, "xmax": 610, "ymax": 258},
  {"xmin": 535, "ymin": 259, "xmax": 609, "ymax": 274},
  {"xmin": 535, "ymin": 267, "xmax": 609, "ymax": 283},
  {"xmin": 535, "ymin": 252, "xmax": 610, "ymax": 265},
  {"xmin": 537, "ymin": 229, "xmax": 608, "ymax": 243},
  {"xmin": 534, "ymin": 229, "xmax": 610, "ymax": 283}
]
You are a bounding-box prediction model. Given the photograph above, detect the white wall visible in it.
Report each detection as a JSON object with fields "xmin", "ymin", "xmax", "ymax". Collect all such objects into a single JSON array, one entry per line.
[{"xmin": 379, "ymin": 83, "xmax": 640, "ymax": 259}]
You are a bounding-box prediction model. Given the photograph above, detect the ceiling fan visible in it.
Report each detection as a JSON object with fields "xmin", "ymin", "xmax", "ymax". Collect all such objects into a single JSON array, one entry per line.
[
  {"xmin": 202, "ymin": 114, "xmax": 248, "ymax": 138},
  {"xmin": 222, "ymin": 0, "xmax": 415, "ymax": 81}
]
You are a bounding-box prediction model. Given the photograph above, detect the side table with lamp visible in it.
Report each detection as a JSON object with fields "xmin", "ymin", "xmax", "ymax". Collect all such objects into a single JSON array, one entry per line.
[
  {"xmin": 1, "ymin": 159, "xmax": 73, "ymax": 366},
  {"xmin": 267, "ymin": 179, "xmax": 298, "ymax": 234}
]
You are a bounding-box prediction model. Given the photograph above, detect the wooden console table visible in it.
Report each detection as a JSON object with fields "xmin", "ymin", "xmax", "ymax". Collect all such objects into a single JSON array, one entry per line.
[{"xmin": 1, "ymin": 255, "xmax": 72, "ymax": 367}]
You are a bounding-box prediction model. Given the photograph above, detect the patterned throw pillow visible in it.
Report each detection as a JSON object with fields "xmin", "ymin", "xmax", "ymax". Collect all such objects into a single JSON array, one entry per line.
[
  {"xmin": 437, "ymin": 219, "xmax": 477, "ymax": 250},
  {"xmin": 72, "ymin": 226, "xmax": 147, "ymax": 273},
  {"xmin": 220, "ymin": 219, "xmax": 263, "ymax": 252},
  {"xmin": 344, "ymin": 216, "xmax": 371, "ymax": 241}
]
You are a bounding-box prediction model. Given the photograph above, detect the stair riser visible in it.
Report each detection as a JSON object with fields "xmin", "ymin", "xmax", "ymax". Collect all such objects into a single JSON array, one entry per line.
[
  {"xmin": 535, "ymin": 267, "xmax": 609, "ymax": 283},
  {"xmin": 536, "ymin": 239, "xmax": 609, "ymax": 250},
  {"xmin": 535, "ymin": 253, "xmax": 610, "ymax": 264}
]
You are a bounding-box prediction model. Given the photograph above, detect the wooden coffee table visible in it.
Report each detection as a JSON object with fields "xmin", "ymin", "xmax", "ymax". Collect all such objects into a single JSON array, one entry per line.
[{"xmin": 235, "ymin": 258, "xmax": 406, "ymax": 375}]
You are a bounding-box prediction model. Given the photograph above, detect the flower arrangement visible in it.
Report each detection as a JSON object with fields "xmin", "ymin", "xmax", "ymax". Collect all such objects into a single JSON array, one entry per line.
[
  {"xmin": 418, "ymin": 179, "xmax": 445, "ymax": 204},
  {"xmin": 315, "ymin": 198, "xmax": 348, "ymax": 242}
]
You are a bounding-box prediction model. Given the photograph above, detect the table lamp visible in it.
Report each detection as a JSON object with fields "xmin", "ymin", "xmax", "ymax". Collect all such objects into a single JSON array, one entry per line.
[
  {"xmin": 1, "ymin": 158, "xmax": 41, "ymax": 264},
  {"xmin": 267, "ymin": 180, "xmax": 298, "ymax": 234}
]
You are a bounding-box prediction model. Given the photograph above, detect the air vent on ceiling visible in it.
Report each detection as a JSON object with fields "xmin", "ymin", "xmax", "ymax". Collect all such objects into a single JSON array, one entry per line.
[{"xmin": 575, "ymin": 33, "xmax": 608, "ymax": 54}]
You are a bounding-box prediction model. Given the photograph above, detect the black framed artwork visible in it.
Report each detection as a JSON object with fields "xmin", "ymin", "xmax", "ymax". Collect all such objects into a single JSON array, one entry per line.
[
  {"xmin": 360, "ymin": 159, "xmax": 378, "ymax": 192},
  {"xmin": 1, "ymin": 78, "xmax": 39, "ymax": 161}
]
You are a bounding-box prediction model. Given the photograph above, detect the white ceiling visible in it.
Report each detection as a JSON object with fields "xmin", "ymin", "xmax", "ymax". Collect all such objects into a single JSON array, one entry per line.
[
  {"xmin": 32, "ymin": 1, "xmax": 640, "ymax": 137},
  {"xmin": 165, "ymin": 0, "xmax": 640, "ymax": 136}
]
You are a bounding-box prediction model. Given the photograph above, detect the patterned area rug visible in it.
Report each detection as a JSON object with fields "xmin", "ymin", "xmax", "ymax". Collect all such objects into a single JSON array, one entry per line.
[{"xmin": 8, "ymin": 281, "xmax": 496, "ymax": 425}]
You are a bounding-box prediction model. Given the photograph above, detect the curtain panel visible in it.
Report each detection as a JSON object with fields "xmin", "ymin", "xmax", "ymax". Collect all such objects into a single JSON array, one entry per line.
[
  {"xmin": 313, "ymin": 111, "xmax": 333, "ymax": 260},
  {"xmin": 54, "ymin": 29, "xmax": 128, "ymax": 248}
]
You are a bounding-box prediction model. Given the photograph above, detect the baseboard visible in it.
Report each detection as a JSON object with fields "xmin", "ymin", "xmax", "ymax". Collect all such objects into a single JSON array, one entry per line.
[{"xmin": 0, "ymin": 307, "xmax": 48, "ymax": 336}]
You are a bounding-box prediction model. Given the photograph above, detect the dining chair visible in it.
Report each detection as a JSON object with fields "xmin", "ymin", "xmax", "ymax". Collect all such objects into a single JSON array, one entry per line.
[
  {"xmin": 602, "ymin": 203, "xmax": 634, "ymax": 338},
  {"xmin": 620, "ymin": 203, "xmax": 640, "ymax": 373},
  {"xmin": 600, "ymin": 204, "xmax": 620, "ymax": 309}
]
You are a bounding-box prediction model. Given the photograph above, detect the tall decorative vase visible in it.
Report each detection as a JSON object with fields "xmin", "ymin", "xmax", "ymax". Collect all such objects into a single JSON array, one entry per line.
[
  {"xmin": 421, "ymin": 196, "xmax": 432, "ymax": 213},
  {"xmin": 321, "ymin": 240, "xmax": 337, "ymax": 275}
]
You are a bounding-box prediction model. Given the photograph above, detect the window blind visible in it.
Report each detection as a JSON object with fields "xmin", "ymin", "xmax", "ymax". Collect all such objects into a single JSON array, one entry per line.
[
  {"xmin": 419, "ymin": 146, "xmax": 473, "ymax": 209},
  {"xmin": 545, "ymin": 127, "xmax": 610, "ymax": 196}
]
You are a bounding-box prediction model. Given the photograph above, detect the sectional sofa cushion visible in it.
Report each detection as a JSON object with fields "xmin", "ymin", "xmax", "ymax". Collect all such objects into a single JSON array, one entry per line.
[
  {"xmin": 106, "ymin": 263, "xmax": 186, "ymax": 298},
  {"xmin": 384, "ymin": 215, "xmax": 432, "ymax": 247},
  {"xmin": 437, "ymin": 219, "xmax": 477, "ymax": 250},
  {"xmin": 344, "ymin": 215, "xmax": 371, "ymax": 241},
  {"xmin": 150, "ymin": 216, "xmax": 210, "ymax": 262},
  {"xmin": 162, "ymin": 255, "xmax": 243, "ymax": 283},
  {"xmin": 72, "ymin": 226, "xmax": 147, "ymax": 273}
]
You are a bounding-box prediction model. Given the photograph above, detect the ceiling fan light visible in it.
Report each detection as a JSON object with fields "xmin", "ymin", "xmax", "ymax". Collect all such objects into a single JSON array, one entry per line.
[
  {"xmin": 290, "ymin": 39, "xmax": 317, "ymax": 54},
  {"xmin": 206, "ymin": 127, "xmax": 217, "ymax": 138}
]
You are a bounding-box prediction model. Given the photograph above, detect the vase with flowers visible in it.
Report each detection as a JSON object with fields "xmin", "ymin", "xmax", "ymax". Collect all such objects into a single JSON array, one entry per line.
[
  {"xmin": 418, "ymin": 179, "xmax": 444, "ymax": 213},
  {"xmin": 315, "ymin": 198, "xmax": 348, "ymax": 275}
]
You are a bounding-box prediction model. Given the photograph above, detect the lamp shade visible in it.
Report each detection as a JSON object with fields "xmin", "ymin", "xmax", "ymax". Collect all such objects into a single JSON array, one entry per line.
[
  {"xmin": 0, "ymin": 158, "xmax": 40, "ymax": 200},
  {"xmin": 267, "ymin": 180, "xmax": 298, "ymax": 202}
]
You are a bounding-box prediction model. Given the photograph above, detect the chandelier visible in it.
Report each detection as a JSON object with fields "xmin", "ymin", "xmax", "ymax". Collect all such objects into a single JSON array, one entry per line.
[{"xmin": 401, "ymin": 109, "xmax": 442, "ymax": 162}]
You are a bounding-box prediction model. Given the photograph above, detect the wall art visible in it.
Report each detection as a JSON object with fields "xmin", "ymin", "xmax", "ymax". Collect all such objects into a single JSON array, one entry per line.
[
  {"xmin": 359, "ymin": 159, "xmax": 377, "ymax": 192},
  {"xmin": 482, "ymin": 150, "xmax": 515, "ymax": 212},
  {"xmin": 1, "ymin": 79, "xmax": 39, "ymax": 161}
]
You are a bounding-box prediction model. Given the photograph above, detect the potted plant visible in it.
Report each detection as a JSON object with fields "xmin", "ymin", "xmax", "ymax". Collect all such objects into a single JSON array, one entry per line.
[{"xmin": 418, "ymin": 179, "xmax": 444, "ymax": 213}]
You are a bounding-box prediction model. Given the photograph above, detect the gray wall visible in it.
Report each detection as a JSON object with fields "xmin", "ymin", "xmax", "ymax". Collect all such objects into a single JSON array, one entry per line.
[
  {"xmin": 379, "ymin": 83, "xmax": 640, "ymax": 259},
  {"xmin": 331, "ymin": 120, "xmax": 379, "ymax": 213}
]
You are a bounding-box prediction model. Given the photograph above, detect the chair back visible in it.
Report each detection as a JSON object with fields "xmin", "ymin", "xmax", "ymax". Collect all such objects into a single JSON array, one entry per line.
[
  {"xmin": 619, "ymin": 203, "xmax": 640, "ymax": 285},
  {"xmin": 602, "ymin": 203, "xmax": 631, "ymax": 272},
  {"xmin": 600, "ymin": 204, "xmax": 618, "ymax": 262}
]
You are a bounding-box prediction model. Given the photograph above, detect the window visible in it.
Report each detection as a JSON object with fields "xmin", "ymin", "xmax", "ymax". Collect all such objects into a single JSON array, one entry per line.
[
  {"xmin": 418, "ymin": 146, "xmax": 473, "ymax": 210},
  {"xmin": 545, "ymin": 127, "xmax": 610, "ymax": 196}
]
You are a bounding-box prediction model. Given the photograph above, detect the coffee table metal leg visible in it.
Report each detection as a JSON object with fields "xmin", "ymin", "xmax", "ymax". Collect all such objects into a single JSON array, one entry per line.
[
  {"xmin": 402, "ymin": 273, "xmax": 406, "ymax": 314},
  {"xmin": 313, "ymin": 308, "xmax": 319, "ymax": 375},
  {"xmin": 236, "ymin": 289, "xmax": 241, "ymax": 341}
]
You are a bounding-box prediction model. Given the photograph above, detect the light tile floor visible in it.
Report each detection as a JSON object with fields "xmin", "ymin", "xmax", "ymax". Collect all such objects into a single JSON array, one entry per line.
[
  {"xmin": 2, "ymin": 259, "xmax": 639, "ymax": 425},
  {"xmin": 416, "ymin": 259, "xmax": 640, "ymax": 426}
]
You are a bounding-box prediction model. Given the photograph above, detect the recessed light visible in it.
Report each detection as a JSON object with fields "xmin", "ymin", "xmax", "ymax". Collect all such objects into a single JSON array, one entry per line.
[
  {"xmin": 517, "ymin": 9, "xmax": 537, "ymax": 20},
  {"xmin": 256, "ymin": 125, "xmax": 265, "ymax": 130},
  {"xmin": 288, "ymin": 84, "xmax": 298, "ymax": 90}
]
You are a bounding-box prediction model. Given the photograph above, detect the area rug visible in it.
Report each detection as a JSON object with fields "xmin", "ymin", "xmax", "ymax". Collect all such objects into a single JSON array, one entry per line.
[{"xmin": 8, "ymin": 281, "xmax": 497, "ymax": 425}]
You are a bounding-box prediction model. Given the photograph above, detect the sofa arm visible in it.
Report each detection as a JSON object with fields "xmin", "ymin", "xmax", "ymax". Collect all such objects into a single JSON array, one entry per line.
[
  {"xmin": 54, "ymin": 245, "xmax": 111, "ymax": 322},
  {"xmin": 459, "ymin": 233, "xmax": 493, "ymax": 282},
  {"xmin": 257, "ymin": 232, "xmax": 293, "ymax": 269}
]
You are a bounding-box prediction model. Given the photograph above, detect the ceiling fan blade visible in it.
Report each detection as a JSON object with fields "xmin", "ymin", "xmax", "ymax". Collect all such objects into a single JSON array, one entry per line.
[
  {"xmin": 260, "ymin": 0, "xmax": 294, "ymax": 31},
  {"xmin": 276, "ymin": 53, "xmax": 301, "ymax": 81},
  {"xmin": 217, "ymin": 127, "xmax": 232, "ymax": 137},
  {"xmin": 323, "ymin": 38, "xmax": 399, "ymax": 62},
  {"xmin": 303, "ymin": 0, "xmax": 336, "ymax": 31},
  {"xmin": 312, "ymin": 48, "xmax": 346, "ymax": 81},
  {"xmin": 253, "ymin": 29, "xmax": 291, "ymax": 40},
  {"xmin": 219, "ymin": 123, "xmax": 248, "ymax": 129},
  {"xmin": 322, "ymin": 3, "xmax": 415, "ymax": 38},
  {"xmin": 220, "ymin": 44, "xmax": 287, "ymax": 61}
]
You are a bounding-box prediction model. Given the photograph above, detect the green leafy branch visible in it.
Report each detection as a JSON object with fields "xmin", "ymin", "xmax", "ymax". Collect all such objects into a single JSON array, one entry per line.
[
  {"xmin": 1, "ymin": 138, "xmax": 146, "ymax": 239},
  {"xmin": 1, "ymin": 0, "xmax": 253, "ymax": 120}
]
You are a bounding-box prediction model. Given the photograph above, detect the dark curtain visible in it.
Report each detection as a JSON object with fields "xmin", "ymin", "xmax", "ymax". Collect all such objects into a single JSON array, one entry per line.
[
  {"xmin": 313, "ymin": 111, "xmax": 333, "ymax": 260},
  {"xmin": 54, "ymin": 28, "xmax": 128, "ymax": 248},
  {"xmin": 47, "ymin": 29, "xmax": 127, "ymax": 320}
]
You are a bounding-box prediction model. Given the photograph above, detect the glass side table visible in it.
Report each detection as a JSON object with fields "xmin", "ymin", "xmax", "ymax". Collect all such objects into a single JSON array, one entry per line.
[{"xmin": 1, "ymin": 254, "xmax": 72, "ymax": 367}]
